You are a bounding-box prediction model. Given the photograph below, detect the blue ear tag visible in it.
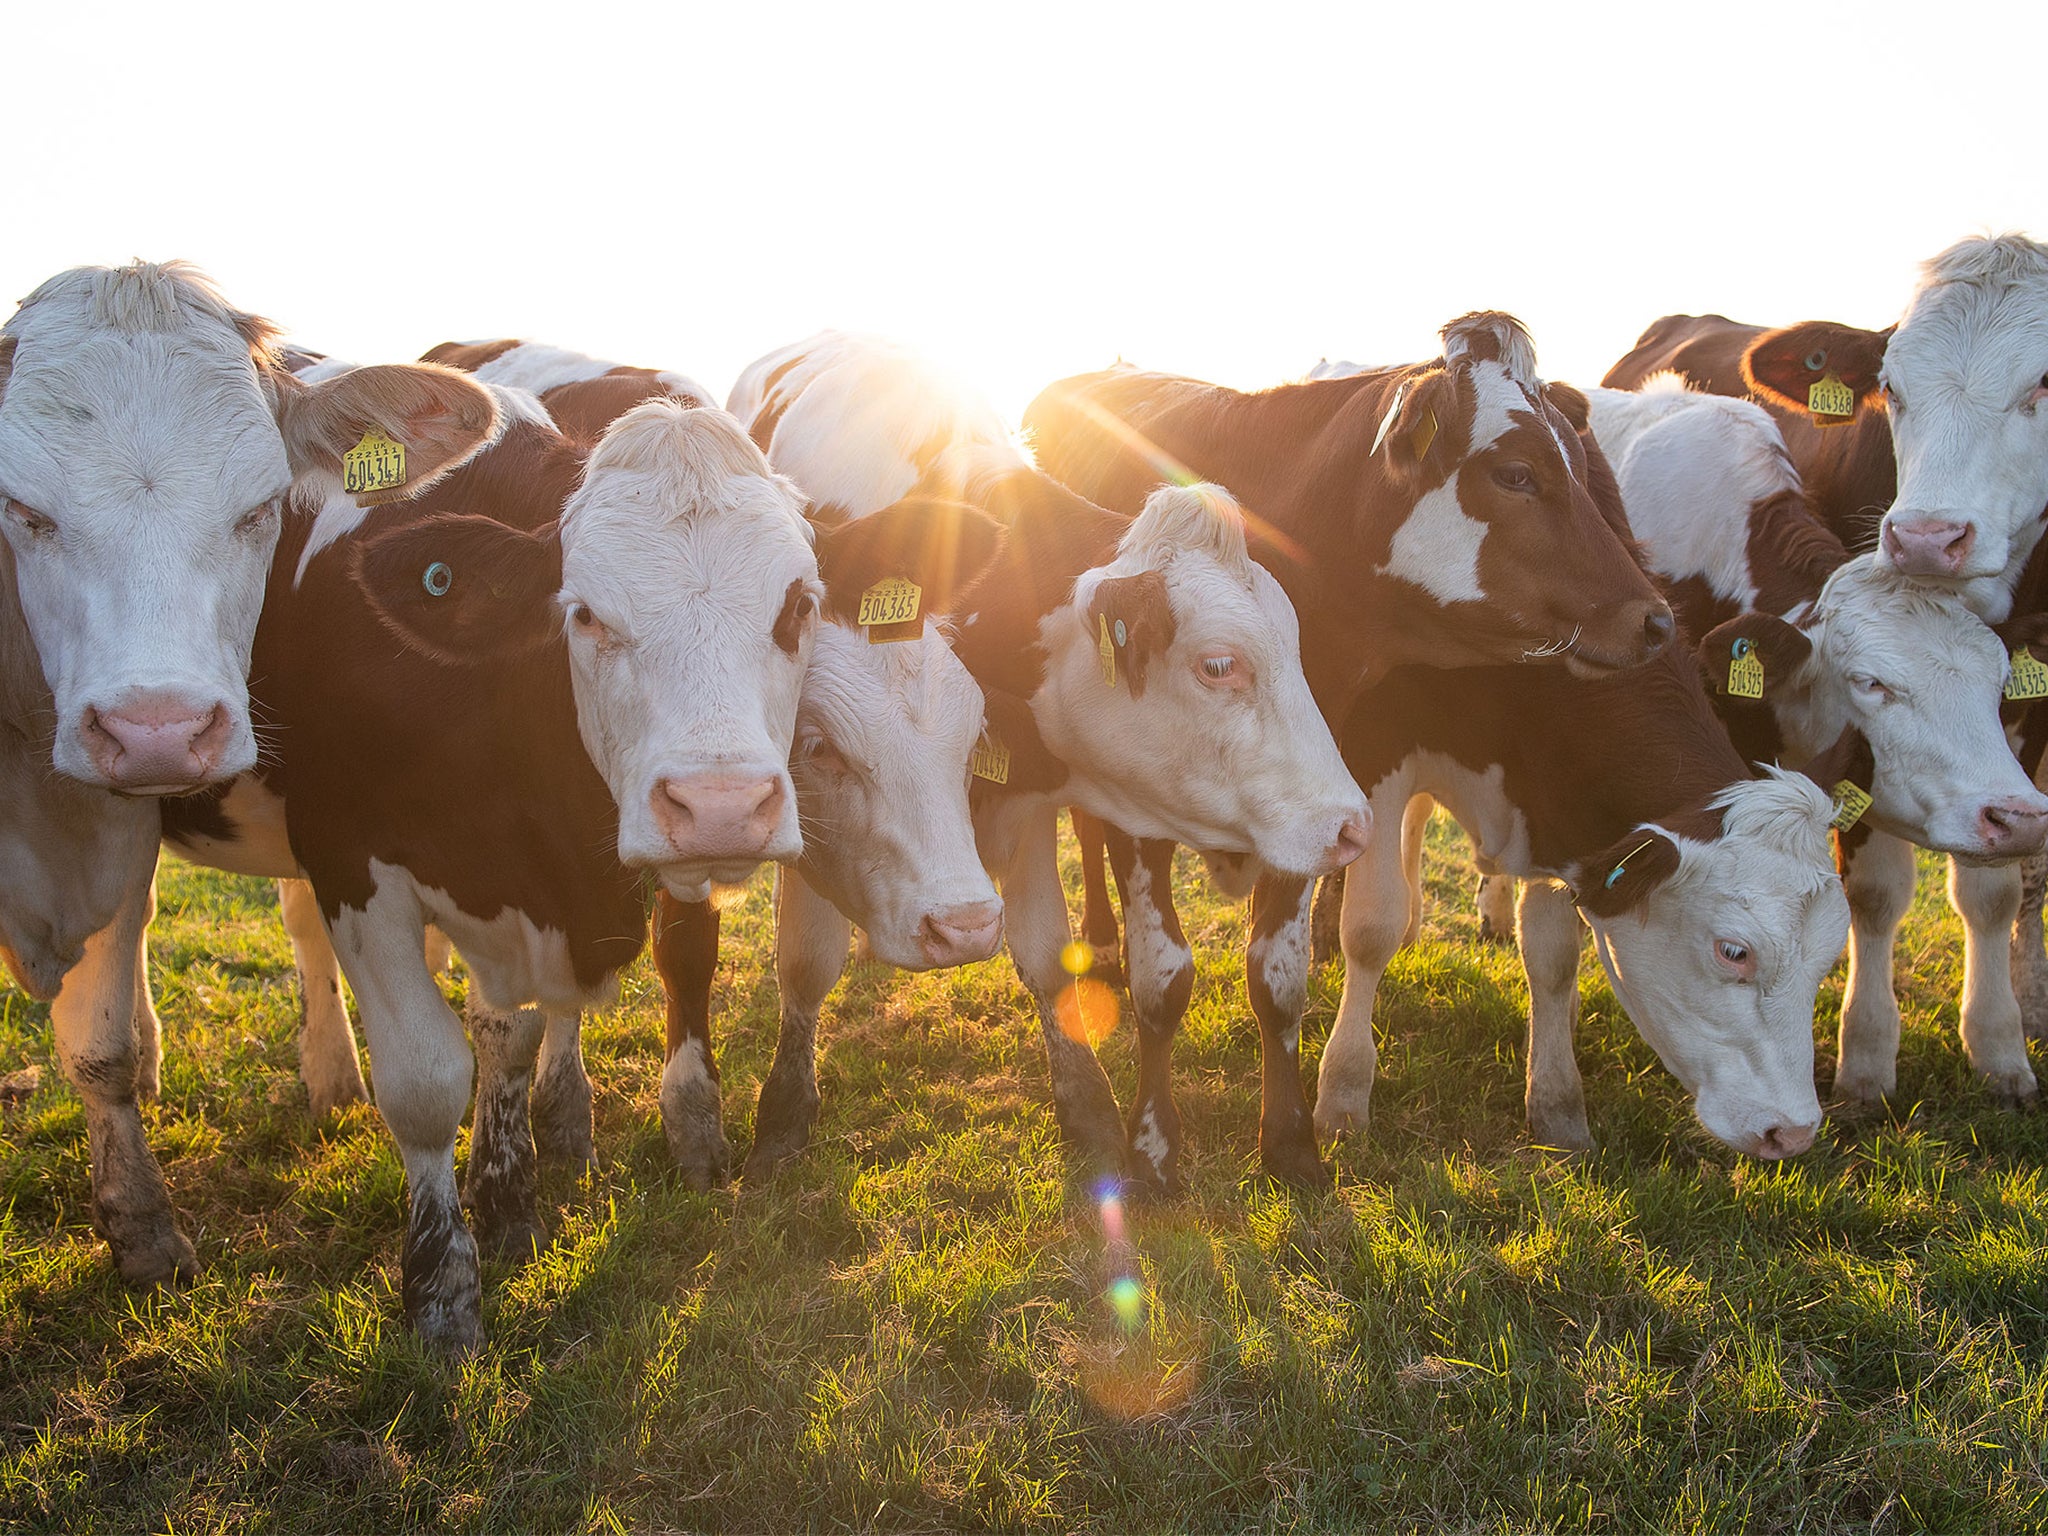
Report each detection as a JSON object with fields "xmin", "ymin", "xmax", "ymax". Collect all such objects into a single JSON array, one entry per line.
[
  {"xmin": 1603, "ymin": 837, "xmax": 1657, "ymax": 889},
  {"xmin": 1113, "ymin": 619, "xmax": 1127, "ymax": 648},
  {"xmin": 422, "ymin": 561, "xmax": 453, "ymax": 597}
]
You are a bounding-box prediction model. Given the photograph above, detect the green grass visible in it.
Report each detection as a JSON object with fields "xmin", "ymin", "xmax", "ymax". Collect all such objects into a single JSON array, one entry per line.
[{"xmin": 5, "ymin": 816, "xmax": 2048, "ymax": 1533}]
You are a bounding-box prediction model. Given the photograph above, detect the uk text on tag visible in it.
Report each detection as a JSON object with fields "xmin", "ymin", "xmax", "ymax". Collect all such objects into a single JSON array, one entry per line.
[
  {"xmin": 2008, "ymin": 647, "xmax": 2048, "ymax": 701},
  {"xmin": 1726, "ymin": 637, "xmax": 1765, "ymax": 699},
  {"xmin": 969, "ymin": 734, "xmax": 1011, "ymax": 785},
  {"xmin": 1829, "ymin": 780, "xmax": 1872, "ymax": 831},
  {"xmin": 860, "ymin": 576, "xmax": 923, "ymax": 644},
  {"xmin": 1808, "ymin": 372, "xmax": 1855, "ymax": 423},
  {"xmin": 343, "ymin": 431, "xmax": 407, "ymax": 495},
  {"xmin": 1098, "ymin": 613, "xmax": 1117, "ymax": 688},
  {"xmin": 1411, "ymin": 409, "xmax": 1439, "ymax": 460}
]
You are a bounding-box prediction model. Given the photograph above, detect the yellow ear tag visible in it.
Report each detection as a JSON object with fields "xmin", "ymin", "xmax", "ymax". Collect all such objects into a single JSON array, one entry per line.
[
  {"xmin": 1829, "ymin": 780, "xmax": 1872, "ymax": 831},
  {"xmin": 969, "ymin": 733, "xmax": 1011, "ymax": 785},
  {"xmin": 1410, "ymin": 409, "xmax": 1440, "ymax": 460},
  {"xmin": 1808, "ymin": 371, "xmax": 1855, "ymax": 424},
  {"xmin": 2007, "ymin": 647, "xmax": 2048, "ymax": 701},
  {"xmin": 1099, "ymin": 613, "xmax": 1118, "ymax": 688},
  {"xmin": 859, "ymin": 576, "xmax": 923, "ymax": 644},
  {"xmin": 1726, "ymin": 637, "xmax": 1765, "ymax": 699},
  {"xmin": 342, "ymin": 431, "xmax": 407, "ymax": 496}
]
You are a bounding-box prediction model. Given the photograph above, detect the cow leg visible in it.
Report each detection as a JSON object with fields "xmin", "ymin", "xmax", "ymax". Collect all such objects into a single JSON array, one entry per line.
[
  {"xmin": 1399, "ymin": 796, "xmax": 1430, "ymax": 947},
  {"xmin": 2011, "ymin": 851, "xmax": 2048, "ymax": 1040},
  {"xmin": 1247, "ymin": 871, "xmax": 1327, "ymax": 1190},
  {"xmin": 328, "ymin": 884, "xmax": 479, "ymax": 1352},
  {"xmin": 1313, "ymin": 788, "xmax": 1413, "ymax": 1140},
  {"xmin": 1309, "ymin": 869, "xmax": 1345, "ymax": 968},
  {"xmin": 1004, "ymin": 800, "xmax": 1125, "ymax": 1177},
  {"xmin": 1518, "ymin": 879, "xmax": 1590, "ymax": 1150},
  {"xmin": 132, "ymin": 886, "xmax": 162, "ymax": 1103},
  {"xmin": 530, "ymin": 1009, "xmax": 594, "ymax": 1165},
  {"xmin": 651, "ymin": 891, "xmax": 726, "ymax": 1189},
  {"xmin": 278, "ymin": 876, "xmax": 370, "ymax": 1117},
  {"xmin": 464, "ymin": 1001, "xmax": 547, "ymax": 1260},
  {"xmin": 58, "ymin": 869, "xmax": 197, "ymax": 1287},
  {"xmin": 1949, "ymin": 857, "xmax": 2039, "ymax": 1106},
  {"xmin": 1834, "ymin": 831, "xmax": 1915, "ymax": 1102},
  {"xmin": 747, "ymin": 869, "xmax": 849, "ymax": 1181},
  {"xmin": 1477, "ymin": 873, "xmax": 1518, "ymax": 945},
  {"xmin": 1072, "ymin": 808, "xmax": 1124, "ymax": 989},
  {"xmin": 1102, "ymin": 830, "xmax": 1193, "ymax": 1196}
]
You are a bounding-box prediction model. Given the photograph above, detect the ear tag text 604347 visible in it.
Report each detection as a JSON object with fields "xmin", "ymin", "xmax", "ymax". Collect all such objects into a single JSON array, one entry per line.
[
  {"xmin": 343, "ymin": 431, "xmax": 407, "ymax": 496},
  {"xmin": 1726, "ymin": 637, "xmax": 1765, "ymax": 699},
  {"xmin": 1829, "ymin": 780, "xmax": 1872, "ymax": 831},
  {"xmin": 859, "ymin": 576, "xmax": 923, "ymax": 644},
  {"xmin": 1808, "ymin": 371, "xmax": 1856, "ymax": 425},
  {"xmin": 2007, "ymin": 647, "xmax": 2048, "ymax": 701}
]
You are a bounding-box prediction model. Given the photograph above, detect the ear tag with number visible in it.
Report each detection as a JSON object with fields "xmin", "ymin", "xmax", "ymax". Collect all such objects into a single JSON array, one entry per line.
[
  {"xmin": 1410, "ymin": 409, "xmax": 1440, "ymax": 460},
  {"xmin": 2008, "ymin": 647, "xmax": 2048, "ymax": 701},
  {"xmin": 1808, "ymin": 371, "xmax": 1856, "ymax": 424},
  {"xmin": 1726, "ymin": 636, "xmax": 1766, "ymax": 699},
  {"xmin": 343, "ymin": 431, "xmax": 407, "ymax": 495},
  {"xmin": 1829, "ymin": 780, "xmax": 1872, "ymax": 831},
  {"xmin": 1099, "ymin": 613, "xmax": 1118, "ymax": 688},
  {"xmin": 969, "ymin": 733, "xmax": 1011, "ymax": 785},
  {"xmin": 859, "ymin": 576, "xmax": 923, "ymax": 644}
]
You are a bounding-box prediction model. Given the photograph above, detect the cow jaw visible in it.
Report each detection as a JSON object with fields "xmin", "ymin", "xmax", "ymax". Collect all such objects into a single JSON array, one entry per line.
[{"xmin": 556, "ymin": 403, "xmax": 818, "ymax": 897}]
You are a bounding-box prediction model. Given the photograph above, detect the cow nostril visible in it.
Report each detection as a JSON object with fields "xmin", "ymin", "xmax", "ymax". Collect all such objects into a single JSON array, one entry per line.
[{"xmin": 1642, "ymin": 605, "xmax": 1675, "ymax": 650}]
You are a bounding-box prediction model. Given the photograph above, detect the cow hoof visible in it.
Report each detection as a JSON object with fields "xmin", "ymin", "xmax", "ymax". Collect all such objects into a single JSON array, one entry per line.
[
  {"xmin": 402, "ymin": 1211, "xmax": 482, "ymax": 1357},
  {"xmin": 1985, "ymin": 1073, "xmax": 2041, "ymax": 1112},
  {"xmin": 1312, "ymin": 1097, "xmax": 1370, "ymax": 1144},
  {"xmin": 1121, "ymin": 1142, "xmax": 1183, "ymax": 1201},
  {"xmin": 305, "ymin": 1074, "xmax": 370, "ymax": 1121},
  {"xmin": 1262, "ymin": 1137, "xmax": 1333, "ymax": 1193},
  {"xmin": 1829, "ymin": 1069, "xmax": 1893, "ymax": 1105},
  {"xmin": 745, "ymin": 1075, "xmax": 820, "ymax": 1184},
  {"xmin": 477, "ymin": 1218, "xmax": 549, "ymax": 1263},
  {"xmin": 661, "ymin": 1077, "xmax": 730, "ymax": 1192},
  {"xmin": 1527, "ymin": 1106, "xmax": 1593, "ymax": 1154},
  {"xmin": 108, "ymin": 1224, "xmax": 199, "ymax": 1288}
]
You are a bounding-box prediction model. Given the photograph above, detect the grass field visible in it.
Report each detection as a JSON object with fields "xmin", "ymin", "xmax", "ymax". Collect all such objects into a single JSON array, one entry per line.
[{"xmin": 4, "ymin": 815, "xmax": 2048, "ymax": 1533}]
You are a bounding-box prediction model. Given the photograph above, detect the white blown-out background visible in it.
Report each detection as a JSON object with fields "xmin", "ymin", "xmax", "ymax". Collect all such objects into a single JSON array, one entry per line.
[{"xmin": 8, "ymin": 1, "xmax": 2045, "ymax": 419}]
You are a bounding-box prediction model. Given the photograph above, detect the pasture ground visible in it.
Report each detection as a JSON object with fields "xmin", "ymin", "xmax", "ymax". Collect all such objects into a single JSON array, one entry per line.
[{"xmin": 4, "ymin": 815, "xmax": 2048, "ymax": 1534}]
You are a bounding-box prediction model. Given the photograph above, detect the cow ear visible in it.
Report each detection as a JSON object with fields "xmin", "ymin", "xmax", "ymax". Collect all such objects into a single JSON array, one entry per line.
[
  {"xmin": 1741, "ymin": 322, "xmax": 1892, "ymax": 416},
  {"xmin": 350, "ymin": 513, "xmax": 562, "ymax": 665},
  {"xmin": 1993, "ymin": 611, "xmax": 2048, "ymax": 663},
  {"xmin": 1698, "ymin": 613, "xmax": 1813, "ymax": 701},
  {"xmin": 1544, "ymin": 380, "xmax": 1592, "ymax": 433},
  {"xmin": 1574, "ymin": 828, "xmax": 1681, "ymax": 919},
  {"xmin": 813, "ymin": 498, "xmax": 1005, "ymax": 622},
  {"xmin": 279, "ymin": 362, "xmax": 501, "ymax": 507},
  {"xmin": 1086, "ymin": 567, "xmax": 1177, "ymax": 697},
  {"xmin": 1371, "ymin": 368, "xmax": 1456, "ymax": 478},
  {"xmin": 974, "ymin": 687, "xmax": 1069, "ymax": 796},
  {"xmin": 1796, "ymin": 724, "xmax": 1875, "ymax": 798}
]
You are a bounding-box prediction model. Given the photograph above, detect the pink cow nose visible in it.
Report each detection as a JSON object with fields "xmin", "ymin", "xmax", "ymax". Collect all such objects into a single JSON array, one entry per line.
[
  {"xmin": 81, "ymin": 697, "xmax": 233, "ymax": 790},
  {"xmin": 1315, "ymin": 811, "xmax": 1373, "ymax": 875},
  {"xmin": 1979, "ymin": 798, "xmax": 2048, "ymax": 856},
  {"xmin": 1882, "ymin": 517, "xmax": 1975, "ymax": 576},
  {"xmin": 918, "ymin": 900, "xmax": 1005, "ymax": 966},
  {"xmin": 649, "ymin": 773, "xmax": 787, "ymax": 859},
  {"xmin": 1751, "ymin": 1119, "xmax": 1818, "ymax": 1159}
]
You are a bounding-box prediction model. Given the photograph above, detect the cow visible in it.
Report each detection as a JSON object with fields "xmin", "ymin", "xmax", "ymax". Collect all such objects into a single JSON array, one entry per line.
[
  {"xmin": 1024, "ymin": 312, "xmax": 1678, "ymax": 1187},
  {"xmin": 673, "ymin": 330, "xmax": 1372, "ymax": 1184},
  {"xmin": 0, "ymin": 263, "xmax": 501, "ymax": 1286}
]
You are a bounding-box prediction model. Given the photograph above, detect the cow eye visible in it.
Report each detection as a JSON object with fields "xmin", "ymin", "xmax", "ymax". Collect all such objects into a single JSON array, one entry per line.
[
  {"xmin": 1881, "ymin": 378, "xmax": 1904, "ymax": 412},
  {"xmin": 1714, "ymin": 938, "xmax": 1757, "ymax": 980},
  {"xmin": 1852, "ymin": 674, "xmax": 1892, "ymax": 702},
  {"xmin": 796, "ymin": 730, "xmax": 843, "ymax": 770},
  {"xmin": 1493, "ymin": 462, "xmax": 1536, "ymax": 492},
  {"xmin": 235, "ymin": 501, "xmax": 277, "ymax": 537},
  {"xmin": 5, "ymin": 500, "xmax": 57, "ymax": 538},
  {"xmin": 567, "ymin": 602, "xmax": 615, "ymax": 646},
  {"xmin": 1195, "ymin": 651, "xmax": 1250, "ymax": 690}
]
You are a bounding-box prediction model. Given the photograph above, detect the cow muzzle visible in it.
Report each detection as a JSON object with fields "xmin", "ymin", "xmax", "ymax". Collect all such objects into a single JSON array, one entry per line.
[
  {"xmin": 1881, "ymin": 516, "xmax": 1976, "ymax": 577},
  {"xmin": 649, "ymin": 771, "xmax": 793, "ymax": 863},
  {"xmin": 77, "ymin": 692, "xmax": 243, "ymax": 792},
  {"xmin": 918, "ymin": 899, "xmax": 1005, "ymax": 967}
]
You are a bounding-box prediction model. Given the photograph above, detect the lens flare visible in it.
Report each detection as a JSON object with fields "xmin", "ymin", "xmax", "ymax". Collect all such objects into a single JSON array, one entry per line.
[
  {"xmin": 1107, "ymin": 1275, "xmax": 1145, "ymax": 1330},
  {"xmin": 1055, "ymin": 977, "xmax": 1119, "ymax": 1046},
  {"xmin": 1060, "ymin": 940, "xmax": 1094, "ymax": 976}
]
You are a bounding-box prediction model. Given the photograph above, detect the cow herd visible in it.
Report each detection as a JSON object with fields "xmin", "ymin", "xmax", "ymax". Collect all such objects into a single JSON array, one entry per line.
[{"xmin": 4, "ymin": 235, "xmax": 2047, "ymax": 1353}]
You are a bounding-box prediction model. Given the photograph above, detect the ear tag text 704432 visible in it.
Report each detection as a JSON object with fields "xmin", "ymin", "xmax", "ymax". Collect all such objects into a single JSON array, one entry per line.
[
  {"xmin": 2007, "ymin": 647, "xmax": 2048, "ymax": 701},
  {"xmin": 859, "ymin": 576, "xmax": 923, "ymax": 644},
  {"xmin": 1726, "ymin": 636, "xmax": 1765, "ymax": 699},
  {"xmin": 343, "ymin": 431, "xmax": 407, "ymax": 496},
  {"xmin": 1829, "ymin": 780, "xmax": 1873, "ymax": 831},
  {"xmin": 1808, "ymin": 371, "xmax": 1856, "ymax": 425},
  {"xmin": 969, "ymin": 733, "xmax": 1011, "ymax": 785}
]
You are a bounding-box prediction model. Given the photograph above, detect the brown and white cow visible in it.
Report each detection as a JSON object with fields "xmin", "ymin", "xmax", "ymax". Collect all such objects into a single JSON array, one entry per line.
[
  {"xmin": 1024, "ymin": 313, "xmax": 1675, "ymax": 1187},
  {"xmin": 692, "ymin": 331, "xmax": 1370, "ymax": 1183}
]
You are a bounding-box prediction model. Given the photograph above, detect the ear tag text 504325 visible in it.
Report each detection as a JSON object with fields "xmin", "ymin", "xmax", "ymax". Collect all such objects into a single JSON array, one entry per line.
[
  {"xmin": 343, "ymin": 431, "xmax": 407, "ymax": 496},
  {"xmin": 859, "ymin": 576, "xmax": 923, "ymax": 644},
  {"xmin": 1829, "ymin": 780, "xmax": 1872, "ymax": 831},
  {"xmin": 2007, "ymin": 647, "xmax": 2048, "ymax": 701},
  {"xmin": 1726, "ymin": 636, "xmax": 1765, "ymax": 699},
  {"xmin": 1098, "ymin": 614, "xmax": 1117, "ymax": 688},
  {"xmin": 1808, "ymin": 371, "xmax": 1855, "ymax": 425},
  {"xmin": 969, "ymin": 733, "xmax": 1011, "ymax": 785}
]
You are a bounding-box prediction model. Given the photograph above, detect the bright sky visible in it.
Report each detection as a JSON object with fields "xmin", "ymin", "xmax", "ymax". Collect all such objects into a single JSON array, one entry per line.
[{"xmin": 9, "ymin": 3, "xmax": 2045, "ymax": 423}]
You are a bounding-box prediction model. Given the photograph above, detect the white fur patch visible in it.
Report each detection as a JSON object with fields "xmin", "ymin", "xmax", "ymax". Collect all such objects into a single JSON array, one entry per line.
[{"xmin": 1376, "ymin": 476, "xmax": 1485, "ymax": 603}]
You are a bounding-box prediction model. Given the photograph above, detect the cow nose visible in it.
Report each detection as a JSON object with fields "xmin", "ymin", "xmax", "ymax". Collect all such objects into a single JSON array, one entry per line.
[
  {"xmin": 1979, "ymin": 797, "xmax": 2048, "ymax": 855},
  {"xmin": 1882, "ymin": 517, "xmax": 1975, "ymax": 576},
  {"xmin": 649, "ymin": 773, "xmax": 787, "ymax": 859},
  {"xmin": 1753, "ymin": 1118, "xmax": 1818, "ymax": 1159},
  {"xmin": 1640, "ymin": 603, "xmax": 1675, "ymax": 654},
  {"xmin": 1318, "ymin": 811, "xmax": 1372, "ymax": 874},
  {"xmin": 918, "ymin": 900, "xmax": 1005, "ymax": 966},
  {"xmin": 82, "ymin": 697, "xmax": 233, "ymax": 790}
]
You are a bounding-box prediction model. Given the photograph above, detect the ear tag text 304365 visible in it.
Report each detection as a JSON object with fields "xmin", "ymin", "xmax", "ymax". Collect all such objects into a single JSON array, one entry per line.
[
  {"xmin": 1726, "ymin": 637, "xmax": 1765, "ymax": 699},
  {"xmin": 343, "ymin": 431, "xmax": 407, "ymax": 496},
  {"xmin": 859, "ymin": 576, "xmax": 923, "ymax": 644}
]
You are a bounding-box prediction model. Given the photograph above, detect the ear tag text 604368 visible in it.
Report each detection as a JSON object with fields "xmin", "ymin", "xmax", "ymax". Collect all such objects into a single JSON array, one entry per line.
[
  {"xmin": 1726, "ymin": 637, "xmax": 1765, "ymax": 699},
  {"xmin": 343, "ymin": 431, "xmax": 407, "ymax": 496},
  {"xmin": 1808, "ymin": 371, "xmax": 1856, "ymax": 425},
  {"xmin": 2007, "ymin": 647, "xmax": 2048, "ymax": 701},
  {"xmin": 1829, "ymin": 780, "xmax": 1872, "ymax": 831},
  {"xmin": 859, "ymin": 576, "xmax": 923, "ymax": 644}
]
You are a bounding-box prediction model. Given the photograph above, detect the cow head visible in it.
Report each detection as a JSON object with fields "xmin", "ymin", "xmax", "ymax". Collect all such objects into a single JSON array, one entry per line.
[
  {"xmin": 796, "ymin": 498, "xmax": 1010, "ymax": 969},
  {"xmin": 1699, "ymin": 555, "xmax": 2048, "ymax": 859},
  {"xmin": 1572, "ymin": 760, "xmax": 1852, "ymax": 1159},
  {"xmin": 1743, "ymin": 235, "xmax": 2048, "ymax": 611},
  {"xmin": 1035, "ymin": 482, "xmax": 1370, "ymax": 873},
  {"xmin": 356, "ymin": 403, "xmax": 820, "ymax": 899},
  {"xmin": 0, "ymin": 262, "xmax": 499, "ymax": 793}
]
